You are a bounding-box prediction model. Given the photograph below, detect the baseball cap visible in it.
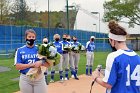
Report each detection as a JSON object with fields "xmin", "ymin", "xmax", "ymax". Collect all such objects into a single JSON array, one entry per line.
[{"xmin": 90, "ymin": 36, "xmax": 95, "ymax": 39}]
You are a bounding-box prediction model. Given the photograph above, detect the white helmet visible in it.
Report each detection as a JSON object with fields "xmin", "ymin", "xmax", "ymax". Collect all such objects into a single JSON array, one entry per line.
[{"xmin": 90, "ymin": 36, "xmax": 95, "ymax": 39}]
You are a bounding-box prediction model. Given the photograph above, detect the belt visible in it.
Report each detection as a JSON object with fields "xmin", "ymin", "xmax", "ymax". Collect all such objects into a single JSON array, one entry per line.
[
  {"xmin": 73, "ymin": 51, "xmax": 79, "ymax": 53},
  {"xmin": 87, "ymin": 51, "xmax": 94, "ymax": 52},
  {"xmin": 63, "ymin": 51, "xmax": 68, "ymax": 54}
]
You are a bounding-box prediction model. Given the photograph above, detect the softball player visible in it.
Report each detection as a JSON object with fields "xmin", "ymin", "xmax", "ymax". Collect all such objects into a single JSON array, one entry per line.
[
  {"xmin": 42, "ymin": 37, "xmax": 49, "ymax": 85},
  {"xmin": 61, "ymin": 34, "xmax": 70, "ymax": 80},
  {"xmin": 14, "ymin": 29, "xmax": 48, "ymax": 93},
  {"xmin": 71, "ymin": 36, "xmax": 81, "ymax": 78},
  {"xmin": 93, "ymin": 20, "xmax": 140, "ymax": 93},
  {"xmin": 67, "ymin": 35, "xmax": 73, "ymax": 74},
  {"xmin": 86, "ymin": 36, "xmax": 95, "ymax": 76},
  {"xmin": 67, "ymin": 35, "xmax": 79, "ymax": 80},
  {"xmin": 50, "ymin": 34, "xmax": 63, "ymax": 82}
]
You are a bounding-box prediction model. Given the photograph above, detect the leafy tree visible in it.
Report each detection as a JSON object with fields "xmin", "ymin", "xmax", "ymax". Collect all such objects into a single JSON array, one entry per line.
[
  {"xmin": 39, "ymin": 11, "xmax": 65, "ymax": 28},
  {"xmin": 40, "ymin": 11, "xmax": 49, "ymax": 27},
  {"xmin": 55, "ymin": 22, "xmax": 65, "ymax": 28},
  {"xmin": 11, "ymin": 0, "xmax": 30, "ymax": 25},
  {"xmin": 103, "ymin": 0, "xmax": 140, "ymax": 27},
  {"xmin": 0, "ymin": 0, "xmax": 10, "ymax": 24}
]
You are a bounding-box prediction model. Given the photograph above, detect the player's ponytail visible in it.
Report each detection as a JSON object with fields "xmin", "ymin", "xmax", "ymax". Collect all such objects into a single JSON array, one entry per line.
[{"xmin": 108, "ymin": 20, "xmax": 127, "ymax": 36}]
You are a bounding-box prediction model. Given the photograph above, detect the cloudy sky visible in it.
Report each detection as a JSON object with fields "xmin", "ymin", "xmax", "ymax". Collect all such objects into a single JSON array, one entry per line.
[
  {"xmin": 26, "ymin": 0, "xmax": 112, "ymax": 12},
  {"xmin": 26, "ymin": 0, "xmax": 72, "ymax": 12},
  {"xmin": 25, "ymin": 0, "xmax": 139, "ymax": 34}
]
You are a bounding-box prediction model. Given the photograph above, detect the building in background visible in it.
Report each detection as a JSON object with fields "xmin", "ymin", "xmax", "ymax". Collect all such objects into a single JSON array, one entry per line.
[{"xmin": 74, "ymin": 0, "xmax": 140, "ymax": 34}]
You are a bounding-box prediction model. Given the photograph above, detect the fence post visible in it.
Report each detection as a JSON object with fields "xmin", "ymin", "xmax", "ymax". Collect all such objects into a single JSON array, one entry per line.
[{"xmin": 136, "ymin": 37, "xmax": 138, "ymax": 51}]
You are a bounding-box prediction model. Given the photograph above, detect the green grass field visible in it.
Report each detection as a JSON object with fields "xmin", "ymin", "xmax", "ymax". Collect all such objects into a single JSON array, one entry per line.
[{"xmin": 0, "ymin": 51, "xmax": 139, "ymax": 93}]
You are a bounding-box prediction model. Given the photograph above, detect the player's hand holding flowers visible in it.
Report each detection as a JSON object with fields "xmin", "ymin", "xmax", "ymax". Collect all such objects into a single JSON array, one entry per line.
[
  {"xmin": 38, "ymin": 43, "xmax": 61, "ymax": 66},
  {"xmin": 26, "ymin": 43, "xmax": 61, "ymax": 80},
  {"xmin": 63, "ymin": 44, "xmax": 71, "ymax": 51}
]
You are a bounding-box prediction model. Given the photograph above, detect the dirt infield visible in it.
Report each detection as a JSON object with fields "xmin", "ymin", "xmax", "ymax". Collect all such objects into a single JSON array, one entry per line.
[{"xmin": 14, "ymin": 74, "xmax": 105, "ymax": 93}]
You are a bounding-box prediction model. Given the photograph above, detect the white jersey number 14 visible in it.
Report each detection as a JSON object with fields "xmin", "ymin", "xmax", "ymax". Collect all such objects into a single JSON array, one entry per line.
[{"xmin": 126, "ymin": 64, "xmax": 140, "ymax": 86}]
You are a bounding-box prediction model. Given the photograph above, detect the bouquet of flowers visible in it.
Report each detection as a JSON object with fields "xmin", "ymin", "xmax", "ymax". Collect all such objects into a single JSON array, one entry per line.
[
  {"xmin": 37, "ymin": 43, "xmax": 61, "ymax": 66},
  {"xmin": 26, "ymin": 65, "xmax": 46, "ymax": 81},
  {"xmin": 80, "ymin": 45, "xmax": 86, "ymax": 51},
  {"xmin": 63, "ymin": 44, "xmax": 71, "ymax": 52},
  {"xmin": 26, "ymin": 43, "xmax": 61, "ymax": 80},
  {"xmin": 71, "ymin": 43, "xmax": 82, "ymax": 51}
]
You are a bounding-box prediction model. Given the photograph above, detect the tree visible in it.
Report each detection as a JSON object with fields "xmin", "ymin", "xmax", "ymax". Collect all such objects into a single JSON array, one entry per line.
[
  {"xmin": 103, "ymin": 0, "xmax": 140, "ymax": 27},
  {"xmin": 0, "ymin": 0, "xmax": 10, "ymax": 24},
  {"xmin": 40, "ymin": 11, "xmax": 49, "ymax": 27},
  {"xmin": 11, "ymin": 0, "xmax": 30, "ymax": 25},
  {"xmin": 55, "ymin": 22, "xmax": 65, "ymax": 28}
]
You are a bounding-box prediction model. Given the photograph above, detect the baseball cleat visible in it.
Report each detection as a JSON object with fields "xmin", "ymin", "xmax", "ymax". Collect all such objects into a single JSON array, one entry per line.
[
  {"xmin": 75, "ymin": 77, "xmax": 79, "ymax": 80},
  {"xmin": 50, "ymin": 79, "xmax": 54, "ymax": 83},
  {"xmin": 71, "ymin": 75, "xmax": 75, "ymax": 78},
  {"xmin": 45, "ymin": 80, "xmax": 49, "ymax": 85},
  {"xmin": 64, "ymin": 77, "xmax": 69, "ymax": 80},
  {"xmin": 88, "ymin": 74, "xmax": 92, "ymax": 76},
  {"xmin": 86, "ymin": 74, "xmax": 89, "ymax": 76},
  {"xmin": 59, "ymin": 79, "xmax": 64, "ymax": 83}
]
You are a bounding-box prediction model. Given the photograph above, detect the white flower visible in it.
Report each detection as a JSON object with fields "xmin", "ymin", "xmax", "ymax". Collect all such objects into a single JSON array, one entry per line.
[
  {"xmin": 49, "ymin": 46, "xmax": 57, "ymax": 57},
  {"xmin": 81, "ymin": 45, "xmax": 86, "ymax": 50},
  {"xmin": 42, "ymin": 44, "xmax": 48, "ymax": 47},
  {"xmin": 74, "ymin": 47, "xmax": 78, "ymax": 50}
]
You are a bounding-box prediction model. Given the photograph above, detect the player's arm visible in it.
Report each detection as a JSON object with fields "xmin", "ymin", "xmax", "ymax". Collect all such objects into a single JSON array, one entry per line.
[
  {"xmin": 42, "ymin": 62, "xmax": 51, "ymax": 68},
  {"xmin": 14, "ymin": 48, "xmax": 35, "ymax": 70},
  {"xmin": 15, "ymin": 60, "xmax": 44, "ymax": 70},
  {"xmin": 93, "ymin": 53, "xmax": 116, "ymax": 89},
  {"xmin": 95, "ymin": 77, "xmax": 112, "ymax": 89},
  {"xmin": 86, "ymin": 41, "xmax": 89, "ymax": 51},
  {"xmin": 15, "ymin": 63, "xmax": 35, "ymax": 70},
  {"xmin": 93, "ymin": 43, "xmax": 95, "ymax": 49},
  {"xmin": 92, "ymin": 70, "xmax": 112, "ymax": 89}
]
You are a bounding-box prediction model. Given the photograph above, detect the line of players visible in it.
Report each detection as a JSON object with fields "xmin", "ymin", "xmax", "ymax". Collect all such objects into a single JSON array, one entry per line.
[{"xmin": 43, "ymin": 34, "xmax": 95, "ymax": 84}]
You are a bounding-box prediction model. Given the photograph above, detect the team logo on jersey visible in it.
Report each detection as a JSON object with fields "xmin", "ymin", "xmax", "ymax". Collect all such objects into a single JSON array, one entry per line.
[
  {"xmin": 89, "ymin": 44, "xmax": 95, "ymax": 48},
  {"xmin": 20, "ymin": 51, "xmax": 25, "ymax": 54},
  {"xmin": 55, "ymin": 45, "xmax": 61, "ymax": 48},
  {"xmin": 22, "ymin": 54, "xmax": 38, "ymax": 59}
]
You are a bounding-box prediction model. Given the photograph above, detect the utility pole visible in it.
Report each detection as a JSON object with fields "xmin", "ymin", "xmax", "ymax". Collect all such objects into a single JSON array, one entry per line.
[
  {"xmin": 0, "ymin": 2, "xmax": 2, "ymax": 23},
  {"xmin": 48, "ymin": 0, "xmax": 50, "ymax": 40},
  {"xmin": 66, "ymin": 0, "xmax": 69, "ymax": 34},
  {"xmin": 91, "ymin": 12, "xmax": 100, "ymax": 36}
]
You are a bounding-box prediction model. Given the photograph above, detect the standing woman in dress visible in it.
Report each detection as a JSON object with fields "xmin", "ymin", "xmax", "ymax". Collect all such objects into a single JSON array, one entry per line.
[{"xmin": 14, "ymin": 29, "xmax": 48, "ymax": 93}]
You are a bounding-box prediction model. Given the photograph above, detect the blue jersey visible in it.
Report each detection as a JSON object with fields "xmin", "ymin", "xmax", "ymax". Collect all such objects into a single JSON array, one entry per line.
[
  {"xmin": 14, "ymin": 45, "xmax": 39, "ymax": 74},
  {"xmin": 53, "ymin": 41, "xmax": 63, "ymax": 54},
  {"xmin": 72, "ymin": 41, "xmax": 80, "ymax": 47},
  {"xmin": 86, "ymin": 41, "xmax": 95, "ymax": 52},
  {"xmin": 103, "ymin": 49, "xmax": 140, "ymax": 93},
  {"xmin": 60, "ymin": 40, "xmax": 70, "ymax": 51},
  {"xmin": 68, "ymin": 41, "xmax": 72, "ymax": 46},
  {"xmin": 71, "ymin": 41, "xmax": 81, "ymax": 50}
]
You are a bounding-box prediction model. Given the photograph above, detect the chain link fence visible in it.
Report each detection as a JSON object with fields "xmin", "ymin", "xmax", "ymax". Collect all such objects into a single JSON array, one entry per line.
[{"xmin": 0, "ymin": 25, "xmax": 137, "ymax": 58}]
